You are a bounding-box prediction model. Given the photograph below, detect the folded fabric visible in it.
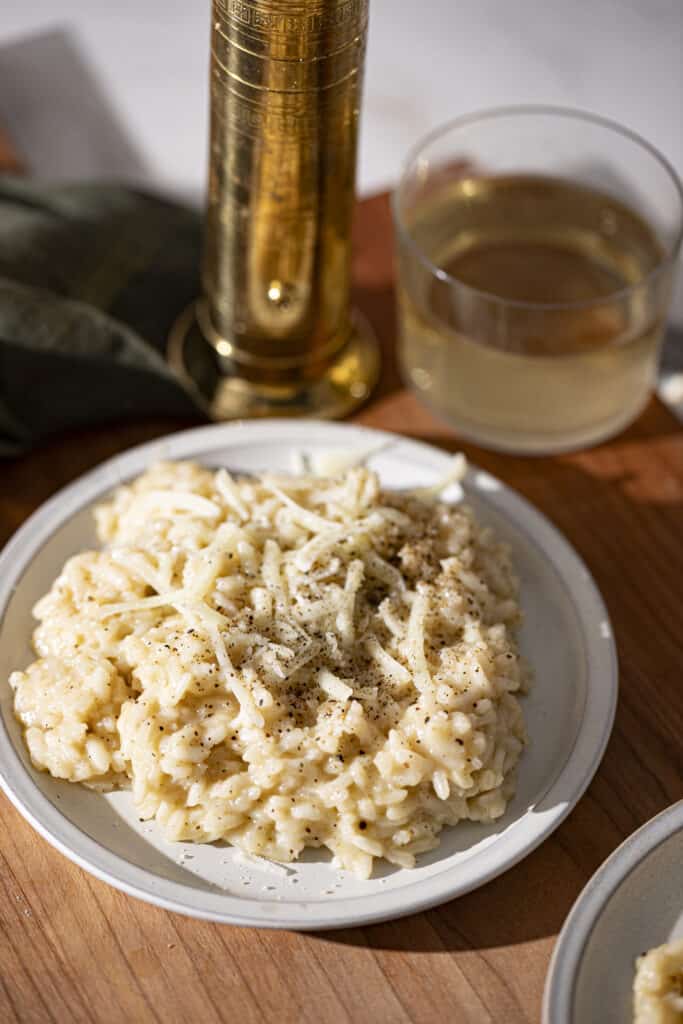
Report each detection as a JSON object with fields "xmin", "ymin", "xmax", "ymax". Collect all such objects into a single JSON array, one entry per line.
[{"xmin": 0, "ymin": 175, "xmax": 204, "ymax": 456}]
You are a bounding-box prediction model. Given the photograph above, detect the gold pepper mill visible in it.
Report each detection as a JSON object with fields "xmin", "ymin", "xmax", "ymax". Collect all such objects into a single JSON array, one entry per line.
[{"xmin": 169, "ymin": 0, "xmax": 379, "ymax": 419}]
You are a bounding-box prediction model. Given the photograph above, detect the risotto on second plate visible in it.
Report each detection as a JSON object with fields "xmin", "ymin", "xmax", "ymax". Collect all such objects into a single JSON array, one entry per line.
[
  {"xmin": 633, "ymin": 939, "xmax": 683, "ymax": 1024},
  {"xmin": 10, "ymin": 460, "xmax": 529, "ymax": 878}
]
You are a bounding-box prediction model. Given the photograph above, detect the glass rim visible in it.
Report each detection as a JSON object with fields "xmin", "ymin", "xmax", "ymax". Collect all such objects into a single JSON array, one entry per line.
[{"xmin": 391, "ymin": 104, "xmax": 683, "ymax": 313}]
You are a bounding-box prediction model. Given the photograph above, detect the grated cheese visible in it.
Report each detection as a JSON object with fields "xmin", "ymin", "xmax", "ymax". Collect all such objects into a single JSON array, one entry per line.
[
  {"xmin": 318, "ymin": 669, "xmax": 353, "ymax": 702},
  {"xmin": 130, "ymin": 490, "xmax": 221, "ymax": 519},
  {"xmin": 409, "ymin": 454, "xmax": 467, "ymax": 499}
]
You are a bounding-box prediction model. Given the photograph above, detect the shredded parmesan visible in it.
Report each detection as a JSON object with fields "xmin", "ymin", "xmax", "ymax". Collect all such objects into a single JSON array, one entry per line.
[
  {"xmin": 409, "ymin": 454, "xmax": 467, "ymax": 499},
  {"xmin": 94, "ymin": 589, "xmax": 194, "ymax": 619},
  {"xmin": 366, "ymin": 637, "xmax": 412, "ymax": 686},
  {"xmin": 309, "ymin": 444, "xmax": 388, "ymax": 478},
  {"xmin": 264, "ymin": 482, "xmax": 337, "ymax": 533},
  {"xmin": 208, "ymin": 626, "xmax": 264, "ymax": 728},
  {"xmin": 293, "ymin": 527, "xmax": 346, "ymax": 572},
  {"xmin": 214, "ymin": 470, "xmax": 249, "ymax": 520},
  {"xmin": 405, "ymin": 589, "xmax": 432, "ymax": 692},
  {"xmin": 131, "ymin": 490, "xmax": 221, "ymax": 519},
  {"xmin": 336, "ymin": 560, "xmax": 364, "ymax": 646},
  {"xmin": 318, "ymin": 669, "xmax": 353, "ymax": 702}
]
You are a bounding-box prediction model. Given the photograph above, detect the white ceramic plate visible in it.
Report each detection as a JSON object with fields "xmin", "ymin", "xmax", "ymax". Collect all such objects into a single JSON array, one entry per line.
[
  {"xmin": 543, "ymin": 801, "xmax": 683, "ymax": 1023},
  {"xmin": 0, "ymin": 420, "xmax": 617, "ymax": 929}
]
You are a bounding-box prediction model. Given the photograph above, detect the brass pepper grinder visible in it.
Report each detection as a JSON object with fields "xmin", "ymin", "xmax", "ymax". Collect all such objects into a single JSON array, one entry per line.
[{"xmin": 169, "ymin": 0, "xmax": 379, "ymax": 419}]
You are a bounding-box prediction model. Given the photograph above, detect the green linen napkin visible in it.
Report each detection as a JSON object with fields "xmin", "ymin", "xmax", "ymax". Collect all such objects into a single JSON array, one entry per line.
[{"xmin": 0, "ymin": 176, "xmax": 204, "ymax": 456}]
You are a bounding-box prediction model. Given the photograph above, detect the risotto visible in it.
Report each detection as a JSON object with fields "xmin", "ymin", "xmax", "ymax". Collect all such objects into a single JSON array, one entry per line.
[
  {"xmin": 10, "ymin": 460, "xmax": 529, "ymax": 878},
  {"xmin": 634, "ymin": 940, "xmax": 683, "ymax": 1024}
]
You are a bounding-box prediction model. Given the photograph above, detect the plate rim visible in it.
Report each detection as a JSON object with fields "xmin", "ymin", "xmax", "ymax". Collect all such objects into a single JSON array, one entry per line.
[
  {"xmin": 0, "ymin": 419, "xmax": 618, "ymax": 929},
  {"xmin": 542, "ymin": 799, "xmax": 683, "ymax": 1023}
]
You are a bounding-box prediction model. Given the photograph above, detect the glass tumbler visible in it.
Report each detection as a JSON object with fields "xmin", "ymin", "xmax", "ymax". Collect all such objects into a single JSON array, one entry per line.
[{"xmin": 392, "ymin": 107, "xmax": 683, "ymax": 454}]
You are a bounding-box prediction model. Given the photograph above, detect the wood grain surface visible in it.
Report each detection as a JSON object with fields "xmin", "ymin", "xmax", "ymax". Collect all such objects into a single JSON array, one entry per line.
[{"xmin": 1, "ymin": 137, "xmax": 682, "ymax": 1024}]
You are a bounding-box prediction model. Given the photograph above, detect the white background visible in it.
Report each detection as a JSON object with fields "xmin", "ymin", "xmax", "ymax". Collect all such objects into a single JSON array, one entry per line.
[{"xmin": 1, "ymin": 0, "xmax": 681, "ymax": 200}]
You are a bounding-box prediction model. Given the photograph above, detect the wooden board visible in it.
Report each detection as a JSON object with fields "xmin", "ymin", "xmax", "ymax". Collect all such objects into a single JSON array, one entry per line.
[{"xmin": 1, "ymin": 137, "xmax": 682, "ymax": 1024}]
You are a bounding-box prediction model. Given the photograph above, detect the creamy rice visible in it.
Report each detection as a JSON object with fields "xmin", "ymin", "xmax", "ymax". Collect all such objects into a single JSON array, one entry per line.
[
  {"xmin": 634, "ymin": 939, "xmax": 683, "ymax": 1024},
  {"xmin": 10, "ymin": 461, "xmax": 529, "ymax": 878}
]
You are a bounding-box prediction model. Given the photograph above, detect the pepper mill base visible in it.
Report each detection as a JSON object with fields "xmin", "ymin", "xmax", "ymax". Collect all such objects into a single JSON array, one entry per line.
[{"xmin": 168, "ymin": 304, "xmax": 380, "ymax": 421}]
